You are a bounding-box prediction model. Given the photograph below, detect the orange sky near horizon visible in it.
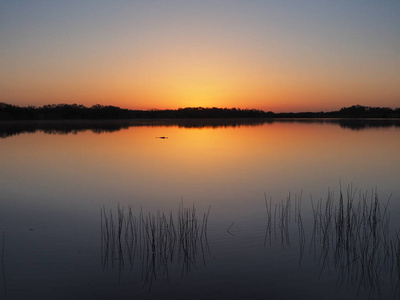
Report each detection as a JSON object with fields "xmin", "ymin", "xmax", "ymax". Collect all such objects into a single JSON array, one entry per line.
[{"xmin": 1, "ymin": 1, "xmax": 399, "ymax": 112}]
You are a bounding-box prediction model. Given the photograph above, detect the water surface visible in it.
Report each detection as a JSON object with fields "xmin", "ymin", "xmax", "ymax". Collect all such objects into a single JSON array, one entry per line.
[{"xmin": 1, "ymin": 119, "xmax": 400, "ymax": 299}]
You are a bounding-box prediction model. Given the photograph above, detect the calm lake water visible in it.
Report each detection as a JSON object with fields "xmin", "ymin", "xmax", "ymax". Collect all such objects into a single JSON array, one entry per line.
[{"xmin": 1, "ymin": 119, "xmax": 400, "ymax": 299}]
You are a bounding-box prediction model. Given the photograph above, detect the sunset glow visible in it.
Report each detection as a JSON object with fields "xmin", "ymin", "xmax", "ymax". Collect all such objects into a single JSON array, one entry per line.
[{"xmin": 1, "ymin": 1, "xmax": 399, "ymax": 112}]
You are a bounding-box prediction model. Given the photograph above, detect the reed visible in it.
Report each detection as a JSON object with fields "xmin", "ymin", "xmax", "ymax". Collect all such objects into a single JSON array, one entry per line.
[
  {"xmin": 101, "ymin": 203, "xmax": 210, "ymax": 288},
  {"xmin": 1, "ymin": 231, "xmax": 5, "ymax": 297},
  {"xmin": 265, "ymin": 186, "xmax": 399, "ymax": 295}
]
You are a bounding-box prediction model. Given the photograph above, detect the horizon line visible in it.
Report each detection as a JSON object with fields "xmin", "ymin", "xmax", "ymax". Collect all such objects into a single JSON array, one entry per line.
[{"xmin": 1, "ymin": 102, "xmax": 399, "ymax": 115}]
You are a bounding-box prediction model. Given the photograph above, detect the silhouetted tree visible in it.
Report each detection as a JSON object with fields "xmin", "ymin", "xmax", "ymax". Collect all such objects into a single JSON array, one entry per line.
[{"xmin": 1, "ymin": 103, "xmax": 399, "ymax": 120}]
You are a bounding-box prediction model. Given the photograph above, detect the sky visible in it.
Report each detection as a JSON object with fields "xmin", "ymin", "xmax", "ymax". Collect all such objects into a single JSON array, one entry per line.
[{"xmin": 1, "ymin": 0, "xmax": 399, "ymax": 112}]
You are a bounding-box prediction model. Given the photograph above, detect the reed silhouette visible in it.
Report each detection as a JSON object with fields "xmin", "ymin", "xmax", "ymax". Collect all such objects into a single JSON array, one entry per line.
[
  {"xmin": 100, "ymin": 203, "xmax": 210, "ymax": 289},
  {"xmin": 1, "ymin": 231, "xmax": 6, "ymax": 297},
  {"xmin": 97, "ymin": 185, "xmax": 400, "ymax": 296},
  {"xmin": 264, "ymin": 186, "xmax": 400, "ymax": 297}
]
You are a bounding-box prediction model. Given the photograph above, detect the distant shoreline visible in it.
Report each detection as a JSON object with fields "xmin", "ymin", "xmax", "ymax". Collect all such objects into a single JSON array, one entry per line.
[{"xmin": 1, "ymin": 103, "xmax": 399, "ymax": 120}]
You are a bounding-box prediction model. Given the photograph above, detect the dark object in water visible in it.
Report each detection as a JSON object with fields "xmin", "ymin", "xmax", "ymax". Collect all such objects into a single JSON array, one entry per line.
[{"xmin": 156, "ymin": 136, "xmax": 168, "ymax": 139}]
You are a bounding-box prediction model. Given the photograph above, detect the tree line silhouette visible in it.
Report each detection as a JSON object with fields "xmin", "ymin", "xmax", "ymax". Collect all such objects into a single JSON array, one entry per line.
[{"xmin": 1, "ymin": 103, "xmax": 399, "ymax": 120}]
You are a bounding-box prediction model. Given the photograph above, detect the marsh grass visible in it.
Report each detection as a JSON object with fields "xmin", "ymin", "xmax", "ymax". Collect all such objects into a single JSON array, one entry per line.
[
  {"xmin": 1, "ymin": 231, "xmax": 5, "ymax": 297},
  {"xmin": 100, "ymin": 186, "xmax": 399, "ymax": 295},
  {"xmin": 265, "ymin": 186, "xmax": 400, "ymax": 296},
  {"xmin": 101, "ymin": 203, "xmax": 210, "ymax": 289}
]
